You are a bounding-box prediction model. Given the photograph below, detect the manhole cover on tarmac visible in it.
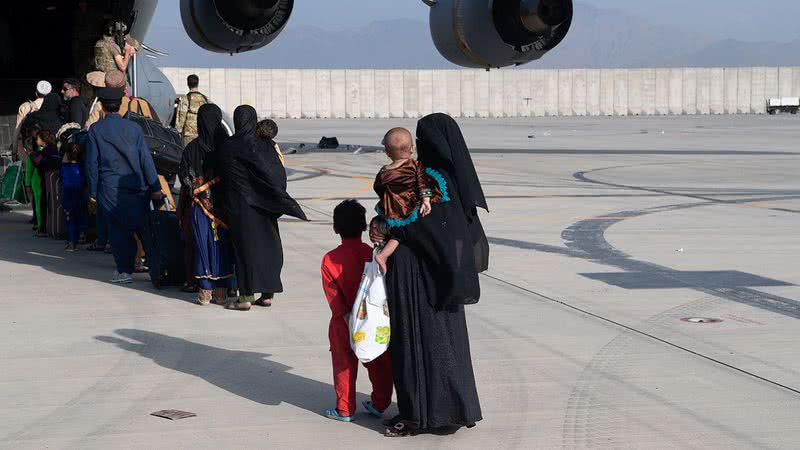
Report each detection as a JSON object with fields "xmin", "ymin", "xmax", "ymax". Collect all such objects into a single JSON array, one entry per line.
[{"xmin": 681, "ymin": 317, "xmax": 723, "ymax": 324}]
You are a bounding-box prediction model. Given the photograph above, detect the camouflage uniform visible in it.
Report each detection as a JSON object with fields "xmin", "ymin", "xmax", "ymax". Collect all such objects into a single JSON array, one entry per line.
[
  {"xmin": 94, "ymin": 36, "xmax": 121, "ymax": 74},
  {"xmin": 175, "ymin": 92, "xmax": 209, "ymax": 146}
]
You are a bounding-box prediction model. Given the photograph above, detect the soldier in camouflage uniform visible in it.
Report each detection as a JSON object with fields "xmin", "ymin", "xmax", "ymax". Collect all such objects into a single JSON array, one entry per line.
[
  {"xmin": 174, "ymin": 74, "xmax": 209, "ymax": 146},
  {"xmin": 94, "ymin": 20, "xmax": 136, "ymax": 75}
]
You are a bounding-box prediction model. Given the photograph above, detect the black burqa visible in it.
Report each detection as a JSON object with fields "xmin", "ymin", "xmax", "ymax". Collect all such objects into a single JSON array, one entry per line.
[
  {"xmin": 386, "ymin": 113, "xmax": 487, "ymax": 431},
  {"xmin": 417, "ymin": 112, "xmax": 490, "ymax": 273},
  {"xmin": 178, "ymin": 104, "xmax": 225, "ymax": 187},
  {"xmin": 215, "ymin": 105, "xmax": 306, "ymax": 296},
  {"xmin": 22, "ymin": 93, "xmax": 64, "ymax": 135}
]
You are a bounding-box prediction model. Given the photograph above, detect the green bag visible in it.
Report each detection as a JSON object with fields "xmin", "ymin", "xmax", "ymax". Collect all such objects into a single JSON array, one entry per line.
[{"xmin": 1, "ymin": 161, "xmax": 27, "ymax": 204}]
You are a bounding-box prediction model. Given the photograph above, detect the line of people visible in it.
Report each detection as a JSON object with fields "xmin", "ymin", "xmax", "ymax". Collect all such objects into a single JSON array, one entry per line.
[{"xmin": 10, "ymin": 72, "xmax": 488, "ymax": 437}]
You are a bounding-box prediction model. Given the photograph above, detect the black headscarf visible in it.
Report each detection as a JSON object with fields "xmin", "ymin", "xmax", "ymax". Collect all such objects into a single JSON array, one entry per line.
[
  {"xmin": 218, "ymin": 105, "xmax": 307, "ymax": 221},
  {"xmin": 23, "ymin": 93, "xmax": 64, "ymax": 135},
  {"xmin": 417, "ymin": 113, "xmax": 490, "ymax": 273},
  {"xmin": 178, "ymin": 103, "xmax": 224, "ymax": 187},
  {"xmin": 416, "ymin": 113, "xmax": 488, "ymax": 214}
]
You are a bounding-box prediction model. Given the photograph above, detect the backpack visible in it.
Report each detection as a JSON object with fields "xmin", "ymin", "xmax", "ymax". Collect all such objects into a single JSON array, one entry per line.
[{"xmin": 181, "ymin": 92, "xmax": 209, "ymax": 135}]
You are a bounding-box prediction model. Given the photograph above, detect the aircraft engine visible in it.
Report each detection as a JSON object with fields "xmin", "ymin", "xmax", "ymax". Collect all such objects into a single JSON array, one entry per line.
[
  {"xmin": 428, "ymin": 0, "xmax": 572, "ymax": 69},
  {"xmin": 180, "ymin": 0, "xmax": 293, "ymax": 54}
]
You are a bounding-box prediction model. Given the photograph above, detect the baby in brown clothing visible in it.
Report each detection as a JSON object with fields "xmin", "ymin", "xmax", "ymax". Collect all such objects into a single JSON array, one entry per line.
[{"xmin": 372, "ymin": 127, "xmax": 446, "ymax": 272}]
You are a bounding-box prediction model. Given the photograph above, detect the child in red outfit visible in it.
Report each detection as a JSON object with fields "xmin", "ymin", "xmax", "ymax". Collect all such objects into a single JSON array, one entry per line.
[{"xmin": 321, "ymin": 200, "xmax": 393, "ymax": 422}]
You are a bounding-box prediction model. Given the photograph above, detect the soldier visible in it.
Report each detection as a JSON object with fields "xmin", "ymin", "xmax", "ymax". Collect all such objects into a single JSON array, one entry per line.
[
  {"xmin": 93, "ymin": 19, "xmax": 136, "ymax": 75},
  {"xmin": 174, "ymin": 74, "xmax": 209, "ymax": 146}
]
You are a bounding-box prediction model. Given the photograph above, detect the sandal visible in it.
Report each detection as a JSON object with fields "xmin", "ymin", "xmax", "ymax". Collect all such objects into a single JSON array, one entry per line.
[
  {"xmin": 382, "ymin": 415, "xmax": 402, "ymax": 427},
  {"xmin": 86, "ymin": 242, "xmax": 105, "ymax": 252},
  {"xmin": 254, "ymin": 293, "xmax": 273, "ymax": 307},
  {"xmin": 197, "ymin": 289, "xmax": 212, "ymax": 306},
  {"xmin": 212, "ymin": 288, "xmax": 228, "ymax": 305},
  {"xmin": 384, "ymin": 422, "xmax": 412, "ymax": 438},
  {"xmin": 225, "ymin": 296, "xmax": 253, "ymax": 311}
]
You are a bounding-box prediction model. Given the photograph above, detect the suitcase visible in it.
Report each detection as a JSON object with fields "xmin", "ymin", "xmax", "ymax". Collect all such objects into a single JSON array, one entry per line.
[
  {"xmin": 45, "ymin": 170, "xmax": 66, "ymax": 239},
  {"xmin": 142, "ymin": 198, "xmax": 185, "ymax": 289}
]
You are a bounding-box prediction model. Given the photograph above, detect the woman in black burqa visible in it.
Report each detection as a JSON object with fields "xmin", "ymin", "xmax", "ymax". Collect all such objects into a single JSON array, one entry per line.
[
  {"xmin": 373, "ymin": 113, "xmax": 489, "ymax": 437},
  {"xmin": 215, "ymin": 105, "xmax": 307, "ymax": 311}
]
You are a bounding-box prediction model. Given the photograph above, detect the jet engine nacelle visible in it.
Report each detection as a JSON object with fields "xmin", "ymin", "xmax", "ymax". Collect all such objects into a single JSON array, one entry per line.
[
  {"xmin": 180, "ymin": 0, "xmax": 293, "ymax": 54},
  {"xmin": 429, "ymin": 0, "xmax": 572, "ymax": 69}
]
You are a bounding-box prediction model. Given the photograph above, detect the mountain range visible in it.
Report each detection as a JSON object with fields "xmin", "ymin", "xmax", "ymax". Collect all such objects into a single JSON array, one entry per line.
[{"xmin": 149, "ymin": 3, "xmax": 800, "ymax": 69}]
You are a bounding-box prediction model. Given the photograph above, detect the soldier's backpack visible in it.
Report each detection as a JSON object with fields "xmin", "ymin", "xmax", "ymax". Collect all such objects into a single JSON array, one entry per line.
[{"xmin": 181, "ymin": 92, "xmax": 209, "ymax": 136}]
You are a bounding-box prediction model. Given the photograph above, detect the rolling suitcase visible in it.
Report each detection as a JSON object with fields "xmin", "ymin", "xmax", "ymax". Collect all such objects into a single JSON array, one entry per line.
[
  {"xmin": 143, "ymin": 198, "xmax": 185, "ymax": 289},
  {"xmin": 45, "ymin": 170, "xmax": 66, "ymax": 239}
]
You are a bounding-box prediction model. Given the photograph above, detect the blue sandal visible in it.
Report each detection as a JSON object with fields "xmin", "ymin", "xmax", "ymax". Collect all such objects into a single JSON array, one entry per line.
[
  {"xmin": 362, "ymin": 400, "xmax": 383, "ymax": 418},
  {"xmin": 323, "ymin": 408, "xmax": 354, "ymax": 422}
]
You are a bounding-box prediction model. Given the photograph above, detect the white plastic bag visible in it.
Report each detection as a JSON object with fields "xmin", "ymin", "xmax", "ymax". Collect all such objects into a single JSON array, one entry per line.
[{"xmin": 349, "ymin": 252, "xmax": 391, "ymax": 363}]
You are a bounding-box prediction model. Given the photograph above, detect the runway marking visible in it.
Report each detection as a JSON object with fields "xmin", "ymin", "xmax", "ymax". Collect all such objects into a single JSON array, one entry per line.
[
  {"xmin": 301, "ymin": 166, "xmax": 374, "ymax": 202},
  {"xmin": 27, "ymin": 251, "xmax": 64, "ymax": 260}
]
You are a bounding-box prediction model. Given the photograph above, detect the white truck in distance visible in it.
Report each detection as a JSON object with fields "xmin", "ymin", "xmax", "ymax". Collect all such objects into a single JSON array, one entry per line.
[{"xmin": 766, "ymin": 97, "xmax": 800, "ymax": 114}]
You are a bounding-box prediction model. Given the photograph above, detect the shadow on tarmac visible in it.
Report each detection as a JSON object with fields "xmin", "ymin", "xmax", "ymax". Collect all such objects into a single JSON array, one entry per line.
[
  {"xmin": 95, "ymin": 329, "xmax": 391, "ymax": 433},
  {"xmin": 0, "ymin": 210, "xmax": 195, "ymax": 303}
]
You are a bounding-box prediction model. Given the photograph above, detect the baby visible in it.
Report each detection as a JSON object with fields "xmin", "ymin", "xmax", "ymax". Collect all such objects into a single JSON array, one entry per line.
[{"xmin": 372, "ymin": 128, "xmax": 444, "ymax": 272}]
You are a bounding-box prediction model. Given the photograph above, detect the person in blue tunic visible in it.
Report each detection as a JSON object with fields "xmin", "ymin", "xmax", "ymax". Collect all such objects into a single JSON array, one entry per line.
[
  {"xmin": 85, "ymin": 86, "xmax": 163, "ymax": 284},
  {"xmin": 177, "ymin": 104, "xmax": 233, "ymax": 305}
]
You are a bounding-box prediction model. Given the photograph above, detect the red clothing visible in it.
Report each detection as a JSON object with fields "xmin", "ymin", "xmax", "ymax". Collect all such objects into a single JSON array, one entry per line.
[{"xmin": 321, "ymin": 238, "xmax": 393, "ymax": 416}]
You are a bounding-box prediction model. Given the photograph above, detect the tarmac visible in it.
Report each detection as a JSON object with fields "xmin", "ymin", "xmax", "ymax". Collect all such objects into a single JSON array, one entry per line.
[{"xmin": 1, "ymin": 115, "xmax": 799, "ymax": 449}]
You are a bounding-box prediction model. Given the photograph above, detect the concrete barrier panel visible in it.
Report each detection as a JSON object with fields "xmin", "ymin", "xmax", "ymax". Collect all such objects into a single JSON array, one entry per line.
[
  {"xmin": 224, "ymin": 69, "xmax": 242, "ymax": 117},
  {"xmin": 475, "ymin": 70, "xmax": 490, "ymax": 118},
  {"xmin": 793, "ymin": 67, "xmax": 800, "ymax": 98},
  {"xmin": 613, "ymin": 69, "xmax": 628, "ymax": 116},
  {"xmin": 388, "ymin": 70, "xmax": 404, "ymax": 118},
  {"xmin": 764, "ymin": 67, "xmax": 779, "ymax": 99},
  {"xmin": 255, "ymin": 69, "xmax": 272, "ymax": 118},
  {"xmin": 446, "ymin": 71, "xmax": 462, "ymax": 117},
  {"xmin": 695, "ymin": 68, "xmax": 710, "ymax": 115},
  {"xmin": 583, "ymin": 69, "xmax": 599, "ymax": 116},
  {"xmin": 374, "ymin": 71, "xmax": 389, "ymax": 119},
  {"xmin": 345, "ymin": 70, "xmax": 362, "ymax": 119},
  {"xmin": 709, "ymin": 68, "xmax": 724, "ymax": 114},
  {"xmin": 503, "ymin": 70, "xmax": 518, "ymax": 117},
  {"xmin": 299, "ymin": 70, "xmax": 317, "ymax": 119},
  {"xmin": 403, "ymin": 71, "xmax": 419, "ymax": 118},
  {"xmin": 531, "ymin": 70, "xmax": 546, "ymax": 117},
  {"xmin": 599, "ymin": 69, "xmax": 614, "ymax": 116},
  {"xmin": 640, "ymin": 68, "xmax": 656, "ymax": 115},
  {"xmin": 271, "ymin": 69, "xmax": 287, "ymax": 119},
  {"xmin": 432, "ymin": 70, "xmax": 448, "ymax": 114},
  {"xmin": 723, "ymin": 67, "xmax": 738, "ymax": 114},
  {"xmin": 460, "ymin": 70, "xmax": 476, "ymax": 118},
  {"xmin": 418, "ymin": 70, "xmax": 434, "ymax": 117},
  {"xmin": 331, "ymin": 70, "xmax": 346, "ymax": 119},
  {"xmin": 558, "ymin": 69, "xmax": 573, "ymax": 116},
  {"xmin": 209, "ymin": 68, "xmax": 227, "ymax": 116},
  {"xmin": 655, "ymin": 69, "xmax": 669, "ymax": 115},
  {"xmin": 682, "ymin": 68, "xmax": 697, "ymax": 115},
  {"xmin": 489, "ymin": 70, "xmax": 504, "ymax": 118},
  {"xmin": 545, "ymin": 70, "xmax": 560, "ymax": 116},
  {"xmin": 240, "ymin": 69, "xmax": 257, "ymax": 112},
  {"xmin": 572, "ymin": 69, "xmax": 587, "ymax": 116},
  {"xmin": 668, "ymin": 68, "xmax": 683, "ymax": 115},
  {"xmin": 778, "ymin": 67, "xmax": 793, "ymax": 96},
  {"xmin": 359, "ymin": 70, "xmax": 375, "ymax": 118},
  {"xmin": 750, "ymin": 67, "xmax": 766, "ymax": 114},
  {"xmin": 736, "ymin": 67, "xmax": 752, "ymax": 114},
  {"xmin": 627, "ymin": 69, "xmax": 642, "ymax": 116},
  {"xmin": 516, "ymin": 71, "xmax": 532, "ymax": 117},
  {"xmin": 286, "ymin": 70, "xmax": 302, "ymax": 119}
]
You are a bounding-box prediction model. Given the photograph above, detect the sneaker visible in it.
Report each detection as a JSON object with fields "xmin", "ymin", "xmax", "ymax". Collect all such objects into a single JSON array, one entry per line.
[
  {"xmin": 110, "ymin": 272, "xmax": 133, "ymax": 284},
  {"xmin": 323, "ymin": 408, "xmax": 354, "ymax": 422},
  {"xmin": 65, "ymin": 243, "xmax": 78, "ymax": 252}
]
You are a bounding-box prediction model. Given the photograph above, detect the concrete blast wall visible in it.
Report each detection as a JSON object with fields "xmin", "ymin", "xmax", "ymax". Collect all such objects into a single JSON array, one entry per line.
[{"xmin": 161, "ymin": 67, "xmax": 800, "ymax": 119}]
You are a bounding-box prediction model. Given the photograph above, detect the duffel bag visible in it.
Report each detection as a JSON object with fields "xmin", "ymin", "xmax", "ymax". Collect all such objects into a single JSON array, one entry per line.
[{"xmin": 126, "ymin": 111, "xmax": 183, "ymax": 178}]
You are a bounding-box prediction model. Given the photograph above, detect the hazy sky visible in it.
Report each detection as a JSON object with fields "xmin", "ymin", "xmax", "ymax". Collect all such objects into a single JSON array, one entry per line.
[{"xmin": 151, "ymin": 0, "xmax": 800, "ymax": 42}]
